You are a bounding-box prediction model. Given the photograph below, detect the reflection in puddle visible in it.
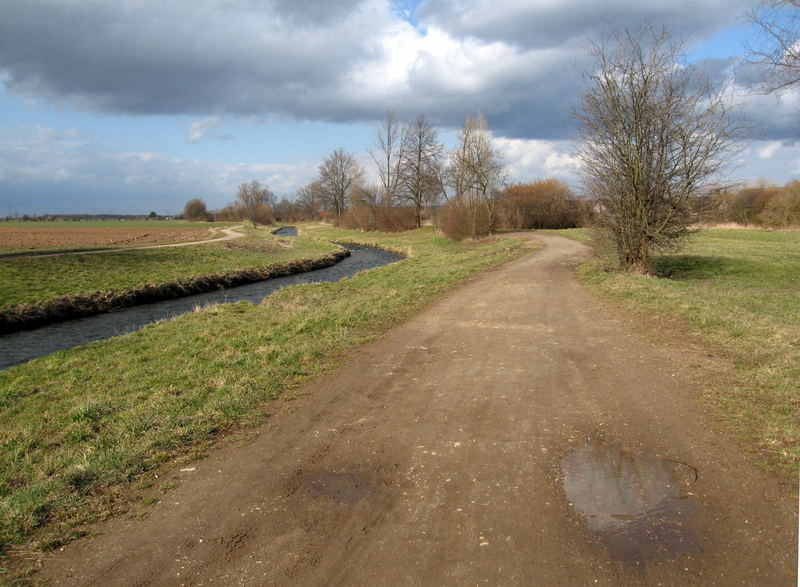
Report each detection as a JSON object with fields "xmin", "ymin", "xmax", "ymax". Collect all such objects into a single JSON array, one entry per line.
[
  {"xmin": 561, "ymin": 440, "xmax": 700, "ymax": 565},
  {"xmin": 303, "ymin": 473, "xmax": 378, "ymax": 504}
]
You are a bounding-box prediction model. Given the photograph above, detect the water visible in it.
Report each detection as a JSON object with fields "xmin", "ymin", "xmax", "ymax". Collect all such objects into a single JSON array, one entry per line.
[
  {"xmin": 0, "ymin": 243, "xmax": 402, "ymax": 370},
  {"xmin": 273, "ymin": 226, "xmax": 298, "ymax": 237},
  {"xmin": 561, "ymin": 439, "xmax": 700, "ymax": 566}
]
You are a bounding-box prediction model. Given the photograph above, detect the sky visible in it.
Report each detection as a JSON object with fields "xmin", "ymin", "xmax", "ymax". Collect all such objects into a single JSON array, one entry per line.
[{"xmin": 1, "ymin": 0, "xmax": 799, "ymax": 215}]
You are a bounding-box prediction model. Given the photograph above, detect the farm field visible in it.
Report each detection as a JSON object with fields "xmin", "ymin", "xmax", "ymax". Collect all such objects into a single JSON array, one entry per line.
[
  {"xmin": 557, "ymin": 227, "xmax": 800, "ymax": 472},
  {"xmin": 0, "ymin": 226, "xmax": 528, "ymax": 568},
  {"xmin": 0, "ymin": 221, "xmax": 234, "ymax": 254},
  {"xmin": 0, "ymin": 227, "xmax": 334, "ymax": 311}
]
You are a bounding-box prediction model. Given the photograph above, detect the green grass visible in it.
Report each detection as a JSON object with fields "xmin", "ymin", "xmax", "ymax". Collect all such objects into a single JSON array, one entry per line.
[
  {"xmin": 0, "ymin": 229, "xmax": 334, "ymax": 310},
  {"xmin": 556, "ymin": 227, "xmax": 800, "ymax": 472},
  {"xmin": 0, "ymin": 225, "xmax": 527, "ymax": 568}
]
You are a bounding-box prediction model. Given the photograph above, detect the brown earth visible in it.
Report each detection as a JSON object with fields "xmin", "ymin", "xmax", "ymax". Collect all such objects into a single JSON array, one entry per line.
[
  {"xmin": 0, "ymin": 226, "xmax": 224, "ymax": 255},
  {"xmin": 38, "ymin": 234, "xmax": 797, "ymax": 585}
]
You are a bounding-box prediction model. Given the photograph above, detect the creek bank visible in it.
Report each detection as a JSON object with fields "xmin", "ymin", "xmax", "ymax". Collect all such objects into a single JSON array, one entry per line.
[{"xmin": 0, "ymin": 248, "xmax": 349, "ymax": 334}]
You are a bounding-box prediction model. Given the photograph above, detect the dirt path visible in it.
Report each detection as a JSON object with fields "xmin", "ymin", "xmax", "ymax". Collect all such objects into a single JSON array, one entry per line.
[
  {"xmin": 4, "ymin": 226, "xmax": 246, "ymax": 258},
  {"xmin": 40, "ymin": 234, "xmax": 797, "ymax": 585}
]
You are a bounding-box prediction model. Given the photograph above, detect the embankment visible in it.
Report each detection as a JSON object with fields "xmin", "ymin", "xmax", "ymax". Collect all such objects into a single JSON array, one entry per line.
[{"xmin": 0, "ymin": 248, "xmax": 349, "ymax": 334}]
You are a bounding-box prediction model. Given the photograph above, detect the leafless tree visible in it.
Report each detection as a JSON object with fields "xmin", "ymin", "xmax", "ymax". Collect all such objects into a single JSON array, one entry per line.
[
  {"xmin": 295, "ymin": 184, "xmax": 323, "ymax": 219},
  {"xmin": 747, "ymin": 1, "xmax": 800, "ymax": 92},
  {"xmin": 236, "ymin": 180, "xmax": 275, "ymax": 226},
  {"xmin": 315, "ymin": 148, "xmax": 365, "ymax": 221},
  {"xmin": 446, "ymin": 113, "xmax": 506, "ymax": 237},
  {"xmin": 576, "ymin": 26, "xmax": 740, "ymax": 273},
  {"xmin": 368, "ymin": 111, "xmax": 408, "ymax": 206},
  {"xmin": 399, "ymin": 115, "xmax": 445, "ymax": 227},
  {"xmin": 183, "ymin": 198, "xmax": 211, "ymax": 221}
]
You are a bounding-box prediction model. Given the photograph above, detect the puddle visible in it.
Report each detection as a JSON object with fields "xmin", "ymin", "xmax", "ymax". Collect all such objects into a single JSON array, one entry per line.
[
  {"xmin": 303, "ymin": 473, "xmax": 379, "ymax": 504},
  {"xmin": 273, "ymin": 226, "xmax": 298, "ymax": 237},
  {"xmin": 560, "ymin": 440, "xmax": 700, "ymax": 565}
]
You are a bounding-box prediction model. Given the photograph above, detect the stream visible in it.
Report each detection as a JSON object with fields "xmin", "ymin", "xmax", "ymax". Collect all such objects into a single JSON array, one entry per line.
[{"xmin": 0, "ymin": 238, "xmax": 402, "ymax": 370}]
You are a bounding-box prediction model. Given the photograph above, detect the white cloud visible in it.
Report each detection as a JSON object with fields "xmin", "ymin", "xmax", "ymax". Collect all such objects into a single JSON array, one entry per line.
[
  {"xmin": 757, "ymin": 140, "xmax": 783, "ymax": 159},
  {"xmin": 188, "ymin": 116, "xmax": 225, "ymax": 143},
  {"xmin": 493, "ymin": 137, "xmax": 581, "ymax": 185}
]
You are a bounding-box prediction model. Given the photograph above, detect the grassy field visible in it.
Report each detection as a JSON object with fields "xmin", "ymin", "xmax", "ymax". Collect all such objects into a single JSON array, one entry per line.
[
  {"xmin": 555, "ymin": 227, "xmax": 800, "ymax": 473},
  {"xmin": 0, "ymin": 228, "xmax": 333, "ymax": 310},
  {"xmin": 0, "ymin": 225, "xmax": 527, "ymax": 571}
]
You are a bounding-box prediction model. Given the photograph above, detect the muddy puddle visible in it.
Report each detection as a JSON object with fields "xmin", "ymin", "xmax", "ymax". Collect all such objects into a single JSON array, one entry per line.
[
  {"xmin": 303, "ymin": 473, "xmax": 379, "ymax": 504},
  {"xmin": 561, "ymin": 439, "xmax": 700, "ymax": 566},
  {"xmin": 0, "ymin": 243, "xmax": 402, "ymax": 369}
]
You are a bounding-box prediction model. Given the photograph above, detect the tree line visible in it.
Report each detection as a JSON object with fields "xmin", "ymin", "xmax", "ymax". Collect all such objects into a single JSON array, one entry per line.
[
  {"xmin": 185, "ymin": 111, "xmax": 589, "ymax": 237},
  {"xmin": 187, "ymin": 8, "xmax": 800, "ymax": 274}
]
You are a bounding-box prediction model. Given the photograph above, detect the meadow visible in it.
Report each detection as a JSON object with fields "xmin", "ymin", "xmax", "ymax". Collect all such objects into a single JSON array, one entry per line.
[
  {"xmin": 0, "ymin": 225, "xmax": 527, "ymax": 570},
  {"xmin": 0, "ymin": 228, "xmax": 335, "ymax": 310},
  {"xmin": 556, "ymin": 227, "xmax": 800, "ymax": 473}
]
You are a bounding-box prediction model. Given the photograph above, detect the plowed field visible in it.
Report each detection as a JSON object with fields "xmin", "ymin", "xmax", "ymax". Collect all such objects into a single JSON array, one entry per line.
[{"xmin": 0, "ymin": 225, "xmax": 217, "ymax": 254}]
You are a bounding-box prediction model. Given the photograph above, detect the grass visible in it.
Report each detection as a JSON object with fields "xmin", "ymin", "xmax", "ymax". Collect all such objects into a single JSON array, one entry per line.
[
  {"xmin": 0, "ymin": 225, "xmax": 527, "ymax": 572},
  {"xmin": 554, "ymin": 227, "xmax": 800, "ymax": 473},
  {"xmin": 0, "ymin": 228, "xmax": 334, "ymax": 310}
]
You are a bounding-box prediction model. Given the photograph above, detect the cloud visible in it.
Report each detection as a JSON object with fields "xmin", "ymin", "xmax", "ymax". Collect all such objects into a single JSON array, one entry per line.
[
  {"xmin": 417, "ymin": 0, "xmax": 752, "ymax": 48},
  {"xmin": 188, "ymin": 116, "xmax": 229, "ymax": 142},
  {"xmin": 0, "ymin": 125, "xmax": 316, "ymax": 214},
  {"xmin": 733, "ymin": 139, "xmax": 800, "ymax": 182},
  {"xmin": 1, "ymin": 0, "xmax": 785, "ymax": 143},
  {"xmin": 757, "ymin": 140, "xmax": 783, "ymax": 159},
  {"xmin": 492, "ymin": 137, "xmax": 581, "ymax": 184}
]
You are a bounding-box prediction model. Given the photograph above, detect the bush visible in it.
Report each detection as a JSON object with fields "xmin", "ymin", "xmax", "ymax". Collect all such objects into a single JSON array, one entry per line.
[
  {"xmin": 436, "ymin": 199, "xmax": 493, "ymax": 241},
  {"xmin": 761, "ymin": 181, "xmax": 800, "ymax": 227},
  {"xmin": 216, "ymin": 202, "xmax": 244, "ymax": 222},
  {"xmin": 339, "ymin": 205, "xmax": 417, "ymax": 233},
  {"xmin": 183, "ymin": 198, "xmax": 211, "ymax": 222},
  {"xmin": 496, "ymin": 180, "xmax": 587, "ymax": 229}
]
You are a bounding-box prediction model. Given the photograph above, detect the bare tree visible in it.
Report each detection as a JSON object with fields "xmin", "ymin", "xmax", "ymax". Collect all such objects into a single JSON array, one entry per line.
[
  {"xmin": 399, "ymin": 115, "xmax": 445, "ymax": 227},
  {"xmin": 183, "ymin": 198, "xmax": 211, "ymax": 221},
  {"xmin": 315, "ymin": 148, "xmax": 365, "ymax": 221},
  {"xmin": 295, "ymin": 183, "xmax": 323, "ymax": 220},
  {"xmin": 446, "ymin": 113, "xmax": 506, "ymax": 237},
  {"xmin": 577, "ymin": 26, "xmax": 740, "ymax": 273},
  {"xmin": 368, "ymin": 111, "xmax": 407, "ymax": 206},
  {"xmin": 236, "ymin": 180, "xmax": 275, "ymax": 226},
  {"xmin": 747, "ymin": 1, "xmax": 800, "ymax": 92}
]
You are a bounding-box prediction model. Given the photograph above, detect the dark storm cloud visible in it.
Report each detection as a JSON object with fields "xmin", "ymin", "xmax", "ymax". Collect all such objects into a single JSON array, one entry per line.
[
  {"xmin": 0, "ymin": 0, "xmax": 384, "ymax": 116},
  {"xmin": 1, "ymin": 0, "xmax": 795, "ymax": 142}
]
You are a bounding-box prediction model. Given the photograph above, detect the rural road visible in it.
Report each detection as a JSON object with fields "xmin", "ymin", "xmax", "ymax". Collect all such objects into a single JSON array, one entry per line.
[
  {"xmin": 9, "ymin": 226, "xmax": 246, "ymax": 258},
  {"xmin": 40, "ymin": 234, "xmax": 797, "ymax": 585}
]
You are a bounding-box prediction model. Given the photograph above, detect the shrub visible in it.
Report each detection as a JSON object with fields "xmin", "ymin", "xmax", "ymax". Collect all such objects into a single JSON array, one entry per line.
[
  {"xmin": 183, "ymin": 198, "xmax": 211, "ymax": 222},
  {"xmin": 339, "ymin": 205, "xmax": 417, "ymax": 233},
  {"xmin": 496, "ymin": 180, "xmax": 587, "ymax": 229},
  {"xmin": 761, "ymin": 181, "xmax": 800, "ymax": 227},
  {"xmin": 436, "ymin": 199, "xmax": 492, "ymax": 241}
]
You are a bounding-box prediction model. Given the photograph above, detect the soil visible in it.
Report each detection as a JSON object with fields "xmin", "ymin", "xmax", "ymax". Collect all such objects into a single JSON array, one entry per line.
[
  {"xmin": 38, "ymin": 234, "xmax": 797, "ymax": 585},
  {"xmin": 0, "ymin": 226, "xmax": 233, "ymax": 256},
  {"xmin": 0, "ymin": 226, "xmax": 245, "ymax": 258}
]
